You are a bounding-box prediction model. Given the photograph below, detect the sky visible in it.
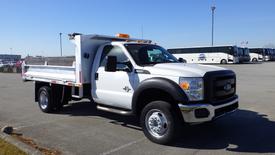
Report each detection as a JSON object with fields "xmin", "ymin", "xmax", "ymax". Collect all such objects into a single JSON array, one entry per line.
[{"xmin": 0, "ymin": 0, "xmax": 275, "ymax": 57}]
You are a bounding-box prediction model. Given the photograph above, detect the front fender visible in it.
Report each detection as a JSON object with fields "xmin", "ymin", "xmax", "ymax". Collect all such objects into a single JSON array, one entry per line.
[{"xmin": 132, "ymin": 77, "xmax": 188, "ymax": 114}]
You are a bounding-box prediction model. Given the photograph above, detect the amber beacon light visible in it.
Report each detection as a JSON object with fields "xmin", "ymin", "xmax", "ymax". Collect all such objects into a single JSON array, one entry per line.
[{"xmin": 116, "ymin": 33, "xmax": 130, "ymax": 38}]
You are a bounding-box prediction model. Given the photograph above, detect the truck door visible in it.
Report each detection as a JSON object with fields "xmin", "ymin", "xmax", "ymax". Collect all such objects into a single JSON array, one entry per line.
[{"xmin": 93, "ymin": 45, "xmax": 135, "ymax": 110}]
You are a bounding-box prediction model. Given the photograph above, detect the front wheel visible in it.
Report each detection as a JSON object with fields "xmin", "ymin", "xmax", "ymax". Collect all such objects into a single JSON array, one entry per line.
[
  {"xmin": 140, "ymin": 101, "xmax": 180, "ymax": 144},
  {"xmin": 252, "ymin": 58, "xmax": 258, "ymax": 62},
  {"xmin": 220, "ymin": 59, "xmax": 228, "ymax": 64}
]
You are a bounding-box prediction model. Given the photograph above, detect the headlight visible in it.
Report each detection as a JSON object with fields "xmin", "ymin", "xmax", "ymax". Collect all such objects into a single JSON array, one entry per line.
[{"xmin": 179, "ymin": 77, "xmax": 204, "ymax": 101}]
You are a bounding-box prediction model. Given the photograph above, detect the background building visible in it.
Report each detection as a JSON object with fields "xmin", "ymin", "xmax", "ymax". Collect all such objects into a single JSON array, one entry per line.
[{"xmin": 0, "ymin": 54, "xmax": 21, "ymax": 63}]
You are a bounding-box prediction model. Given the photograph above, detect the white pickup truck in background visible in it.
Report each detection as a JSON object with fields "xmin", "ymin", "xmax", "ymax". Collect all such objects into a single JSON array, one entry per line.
[{"xmin": 22, "ymin": 33, "xmax": 239, "ymax": 144}]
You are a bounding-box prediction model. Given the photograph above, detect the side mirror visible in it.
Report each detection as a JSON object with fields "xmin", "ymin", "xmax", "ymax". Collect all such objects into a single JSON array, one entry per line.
[
  {"xmin": 178, "ymin": 58, "xmax": 186, "ymax": 63},
  {"xmin": 105, "ymin": 56, "xmax": 117, "ymax": 72}
]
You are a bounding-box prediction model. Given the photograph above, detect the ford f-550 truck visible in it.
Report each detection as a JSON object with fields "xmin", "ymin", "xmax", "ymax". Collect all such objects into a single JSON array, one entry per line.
[{"xmin": 22, "ymin": 33, "xmax": 238, "ymax": 144}]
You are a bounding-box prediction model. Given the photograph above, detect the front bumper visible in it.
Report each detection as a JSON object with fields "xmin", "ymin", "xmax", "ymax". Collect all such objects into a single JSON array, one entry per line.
[{"xmin": 178, "ymin": 96, "xmax": 238, "ymax": 123}]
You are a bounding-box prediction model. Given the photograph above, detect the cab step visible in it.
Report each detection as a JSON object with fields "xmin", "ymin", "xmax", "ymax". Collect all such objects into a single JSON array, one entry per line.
[{"xmin": 97, "ymin": 105, "xmax": 132, "ymax": 115}]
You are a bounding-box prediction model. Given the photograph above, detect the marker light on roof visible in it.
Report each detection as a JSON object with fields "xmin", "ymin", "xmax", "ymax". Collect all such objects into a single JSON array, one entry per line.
[{"xmin": 116, "ymin": 33, "xmax": 130, "ymax": 38}]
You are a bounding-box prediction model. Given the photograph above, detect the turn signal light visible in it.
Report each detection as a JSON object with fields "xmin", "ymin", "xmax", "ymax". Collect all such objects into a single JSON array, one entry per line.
[{"xmin": 180, "ymin": 82, "xmax": 190, "ymax": 90}]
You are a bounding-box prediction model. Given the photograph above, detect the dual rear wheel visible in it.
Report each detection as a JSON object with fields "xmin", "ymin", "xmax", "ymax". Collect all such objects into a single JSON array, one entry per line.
[{"xmin": 38, "ymin": 86, "xmax": 68, "ymax": 113}]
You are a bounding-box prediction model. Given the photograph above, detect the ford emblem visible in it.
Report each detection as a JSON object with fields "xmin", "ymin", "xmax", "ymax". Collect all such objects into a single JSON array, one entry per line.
[{"xmin": 224, "ymin": 83, "xmax": 232, "ymax": 91}]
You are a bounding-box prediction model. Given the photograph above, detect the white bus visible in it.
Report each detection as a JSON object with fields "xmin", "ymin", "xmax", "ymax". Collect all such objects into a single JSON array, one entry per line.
[
  {"xmin": 167, "ymin": 46, "xmax": 248, "ymax": 64},
  {"xmin": 270, "ymin": 49, "xmax": 275, "ymax": 61},
  {"xmin": 249, "ymin": 48, "xmax": 267, "ymax": 62}
]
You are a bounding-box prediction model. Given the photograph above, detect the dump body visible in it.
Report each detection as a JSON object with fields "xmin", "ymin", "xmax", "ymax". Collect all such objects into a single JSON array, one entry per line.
[{"xmin": 22, "ymin": 34, "xmax": 151, "ymax": 87}]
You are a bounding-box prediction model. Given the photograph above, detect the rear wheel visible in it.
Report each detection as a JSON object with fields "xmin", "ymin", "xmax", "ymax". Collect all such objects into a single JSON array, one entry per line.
[
  {"xmin": 38, "ymin": 86, "xmax": 67, "ymax": 113},
  {"xmin": 140, "ymin": 101, "xmax": 180, "ymax": 144},
  {"xmin": 220, "ymin": 59, "xmax": 227, "ymax": 64},
  {"xmin": 38, "ymin": 86, "xmax": 54, "ymax": 113}
]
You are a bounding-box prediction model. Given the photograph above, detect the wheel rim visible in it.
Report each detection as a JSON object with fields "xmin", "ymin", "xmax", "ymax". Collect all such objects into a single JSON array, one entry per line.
[
  {"xmin": 39, "ymin": 91, "xmax": 48, "ymax": 110},
  {"xmin": 145, "ymin": 109, "xmax": 168, "ymax": 138}
]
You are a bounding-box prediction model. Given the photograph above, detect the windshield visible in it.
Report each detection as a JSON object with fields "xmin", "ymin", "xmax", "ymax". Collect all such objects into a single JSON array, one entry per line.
[
  {"xmin": 244, "ymin": 48, "xmax": 250, "ymax": 56},
  {"xmin": 264, "ymin": 49, "xmax": 271, "ymax": 56},
  {"xmin": 125, "ymin": 44, "xmax": 178, "ymax": 66},
  {"xmin": 237, "ymin": 48, "xmax": 244, "ymax": 56},
  {"xmin": 233, "ymin": 46, "xmax": 238, "ymax": 56}
]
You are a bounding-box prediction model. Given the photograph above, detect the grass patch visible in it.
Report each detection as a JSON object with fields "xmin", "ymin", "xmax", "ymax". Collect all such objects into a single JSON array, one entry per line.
[{"xmin": 0, "ymin": 138, "xmax": 26, "ymax": 155}]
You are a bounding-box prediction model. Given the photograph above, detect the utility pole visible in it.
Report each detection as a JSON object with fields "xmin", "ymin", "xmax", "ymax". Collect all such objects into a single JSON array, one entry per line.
[
  {"xmin": 59, "ymin": 33, "xmax": 63, "ymax": 56},
  {"xmin": 211, "ymin": 4, "xmax": 216, "ymax": 46}
]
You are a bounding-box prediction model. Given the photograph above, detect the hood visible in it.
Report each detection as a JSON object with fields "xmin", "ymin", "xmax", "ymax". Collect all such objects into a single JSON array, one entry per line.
[{"xmin": 143, "ymin": 63, "xmax": 227, "ymax": 77}]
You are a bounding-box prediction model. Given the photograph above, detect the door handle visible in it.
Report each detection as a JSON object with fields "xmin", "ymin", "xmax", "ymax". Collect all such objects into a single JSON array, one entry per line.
[{"xmin": 95, "ymin": 73, "xmax": 98, "ymax": 80}]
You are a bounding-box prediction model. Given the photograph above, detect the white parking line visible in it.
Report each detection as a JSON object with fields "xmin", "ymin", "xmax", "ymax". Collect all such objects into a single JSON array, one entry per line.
[{"xmin": 100, "ymin": 138, "xmax": 146, "ymax": 155}]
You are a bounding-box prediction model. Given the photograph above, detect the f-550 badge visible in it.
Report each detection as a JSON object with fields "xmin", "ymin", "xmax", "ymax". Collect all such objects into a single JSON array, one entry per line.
[{"xmin": 123, "ymin": 86, "xmax": 131, "ymax": 92}]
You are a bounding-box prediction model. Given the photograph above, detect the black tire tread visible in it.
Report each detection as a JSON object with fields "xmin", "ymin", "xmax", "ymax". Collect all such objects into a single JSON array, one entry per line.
[
  {"xmin": 38, "ymin": 86, "xmax": 54, "ymax": 113},
  {"xmin": 140, "ymin": 101, "xmax": 181, "ymax": 144}
]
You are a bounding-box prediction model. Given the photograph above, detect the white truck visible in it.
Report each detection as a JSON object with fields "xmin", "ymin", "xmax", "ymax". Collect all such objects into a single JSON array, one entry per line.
[{"xmin": 22, "ymin": 33, "xmax": 239, "ymax": 144}]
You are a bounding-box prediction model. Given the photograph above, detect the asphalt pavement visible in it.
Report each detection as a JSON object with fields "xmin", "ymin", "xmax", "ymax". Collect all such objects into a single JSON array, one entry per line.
[{"xmin": 0, "ymin": 62, "xmax": 275, "ymax": 155}]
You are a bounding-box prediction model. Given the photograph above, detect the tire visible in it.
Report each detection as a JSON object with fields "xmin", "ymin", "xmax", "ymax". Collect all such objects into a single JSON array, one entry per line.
[
  {"xmin": 220, "ymin": 59, "xmax": 227, "ymax": 64},
  {"xmin": 252, "ymin": 58, "xmax": 258, "ymax": 62},
  {"xmin": 38, "ymin": 86, "xmax": 55, "ymax": 113},
  {"xmin": 140, "ymin": 101, "xmax": 180, "ymax": 144}
]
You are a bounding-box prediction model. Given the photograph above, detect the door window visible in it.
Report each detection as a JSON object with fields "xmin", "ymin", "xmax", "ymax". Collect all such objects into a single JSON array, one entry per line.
[{"xmin": 100, "ymin": 45, "xmax": 131, "ymax": 71}]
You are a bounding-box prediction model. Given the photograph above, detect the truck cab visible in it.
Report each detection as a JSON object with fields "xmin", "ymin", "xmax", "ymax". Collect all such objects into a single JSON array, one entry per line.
[{"xmin": 22, "ymin": 33, "xmax": 238, "ymax": 144}]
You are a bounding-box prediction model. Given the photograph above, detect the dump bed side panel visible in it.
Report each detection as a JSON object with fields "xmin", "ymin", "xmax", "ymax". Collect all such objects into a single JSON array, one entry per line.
[
  {"xmin": 22, "ymin": 64, "xmax": 76, "ymax": 85},
  {"xmin": 25, "ymin": 56, "xmax": 75, "ymax": 66}
]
